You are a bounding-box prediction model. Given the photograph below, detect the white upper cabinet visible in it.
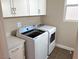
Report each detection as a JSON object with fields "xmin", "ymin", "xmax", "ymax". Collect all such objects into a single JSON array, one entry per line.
[
  {"xmin": 13, "ymin": 0, "xmax": 29, "ymax": 16},
  {"xmin": 29, "ymin": 0, "xmax": 46, "ymax": 16},
  {"xmin": 1, "ymin": 0, "xmax": 46, "ymax": 17},
  {"xmin": 1, "ymin": 0, "xmax": 29, "ymax": 17},
  {"xmin": 38, "ymin": 0, "xmax": 46, "ymax": 15},
  {"xmin": 1, "ymin": 0, "xmax": 13, "ymax": 17},
  {"xmin": 29, "ymin": 0, "xmax": 38, "ymax": 15}
]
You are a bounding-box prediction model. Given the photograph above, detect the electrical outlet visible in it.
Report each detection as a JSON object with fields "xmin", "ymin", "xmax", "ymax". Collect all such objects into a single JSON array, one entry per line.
[{"xmin": 16, "ymin": 22, "xmax": 22, "ymax": 28}]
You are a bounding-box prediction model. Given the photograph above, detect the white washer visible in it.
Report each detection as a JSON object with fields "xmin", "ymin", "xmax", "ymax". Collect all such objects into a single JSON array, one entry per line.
[
  {"xmin": 37, "ymin": 25, "xmax": 56, "ymax": 55},
  {"xmin": 17, "ymin": 26, "xmax": 48, "ymax": 59}
]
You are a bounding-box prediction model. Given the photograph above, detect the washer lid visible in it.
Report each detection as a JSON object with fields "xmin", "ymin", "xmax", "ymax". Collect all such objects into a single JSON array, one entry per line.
[{"xmin": 21, "ymin": 29, "xmax": 45, "ymax": 38}]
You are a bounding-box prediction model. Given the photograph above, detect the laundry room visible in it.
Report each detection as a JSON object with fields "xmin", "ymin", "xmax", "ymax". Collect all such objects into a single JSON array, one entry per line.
[{"xmin": 0, "ymin": 0, "xmax": 78, "ymax": 59}]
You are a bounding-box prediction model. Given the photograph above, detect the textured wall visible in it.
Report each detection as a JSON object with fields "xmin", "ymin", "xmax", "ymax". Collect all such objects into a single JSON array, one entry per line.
[
  {"xmin": 41, "ymin": 0, "xmax": 78, "ymax": 49},
  {"xmin": 3, "ymin": 17, "xmax": 41, "ymax": 35}
]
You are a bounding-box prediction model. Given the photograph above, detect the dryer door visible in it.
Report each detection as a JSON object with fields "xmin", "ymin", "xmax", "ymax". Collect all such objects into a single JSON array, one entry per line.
[{"xmin": 50, "ymin": 32, "xmax": 55, "ymax": 44}]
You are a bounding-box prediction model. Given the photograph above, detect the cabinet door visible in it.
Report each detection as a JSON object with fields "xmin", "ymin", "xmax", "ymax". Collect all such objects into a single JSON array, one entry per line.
[
  {"xmin": 13, "ymin": 0, "xmax": 29, "ymax": 16},
  {"xmin": 29, "ymin": 0, "xmax": 38, "ymax": 15},
  {"xmin": 1, "ymin": 0, "xmax": 13, "ymax": 17},
  {"xmin": 9, "ymin": 45, "xmax": 25, "ymax": 59},
  {"xmin": 38, "ymin": 0, "xmax": 46, "ymax": 15}
]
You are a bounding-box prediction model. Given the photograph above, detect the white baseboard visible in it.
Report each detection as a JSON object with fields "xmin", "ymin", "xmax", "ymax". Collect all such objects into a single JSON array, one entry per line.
[
  {"xmin": 46, "ymin": 56, "xmax": 48, "ymax": 59},
  {"xmin": 56, "ymin": 44, "xmax": 74, "ymax": 51}
]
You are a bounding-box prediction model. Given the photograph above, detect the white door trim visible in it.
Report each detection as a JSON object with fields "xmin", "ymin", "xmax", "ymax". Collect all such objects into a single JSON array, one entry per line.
[{"xmin": 0, "ymin": 1, "xmax": 9, "ymax": 59}]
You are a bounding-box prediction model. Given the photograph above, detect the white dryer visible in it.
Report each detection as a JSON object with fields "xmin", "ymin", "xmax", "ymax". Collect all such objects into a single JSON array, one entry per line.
[{"xmin": 37, "ymin": 25, "xmax": 56, "ymax": 55}]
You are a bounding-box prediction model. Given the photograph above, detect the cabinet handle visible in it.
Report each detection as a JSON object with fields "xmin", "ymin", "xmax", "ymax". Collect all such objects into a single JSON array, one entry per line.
[
  {"xmin": 14, "ymin": 10, "xmax": 16, "ymax": 14},
  {"xmin": 11, "ymin": 48, "xmax": 19, "ymax": 53},
  {"xmin": 11, "ymin": 8, "xmax": 16, "ymax": 15},
  {"xmin": 38, "ymin": 9, "xmax": 40, "ymax": 14},
  {"xmin": 14, "ymin": 8, "xmax": 16, "ymax": 11},
  {"xmin": 13, "ymin": 8, "xmax": 16, "ymax": 14},
  {"xmin": 11, "ymin": 8, "xmax": 14, "ymax": 14}
]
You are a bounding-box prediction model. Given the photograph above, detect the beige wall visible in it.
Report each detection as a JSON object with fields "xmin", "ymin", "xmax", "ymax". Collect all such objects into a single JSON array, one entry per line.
[
  {"xmin": 41, "ymin": 0, "xmax": 78, "ymax": 49},
  {"xmin": 3, "ymin": 17, "xmax": 41, "ymax": 35}
]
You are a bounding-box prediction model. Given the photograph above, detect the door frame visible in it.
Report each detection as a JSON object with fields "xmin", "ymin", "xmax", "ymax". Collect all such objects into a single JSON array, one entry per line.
[{"xmin": 0, "ymin": 0, "xmax": 9, "ymax": 59}]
